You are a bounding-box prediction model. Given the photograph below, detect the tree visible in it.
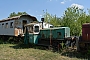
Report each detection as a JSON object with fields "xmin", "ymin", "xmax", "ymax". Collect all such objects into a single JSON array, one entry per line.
[
  {"xmin": 42, "ymin": 10, "xmax": 62, "ymax": 26},
  {"xmin": 9, "ymin": 12, "xmax": 28, "ymax": 18},
  {"xmin": 86, "ymin": 9, "xmax": 90, "ymax": 23},
  {"xmin": 61, "ymin": 6, "xmax": 87, "ymax": 36}
]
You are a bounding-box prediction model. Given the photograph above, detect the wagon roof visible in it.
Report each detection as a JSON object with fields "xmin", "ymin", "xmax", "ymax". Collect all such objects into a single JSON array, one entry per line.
[
  {"xmin": 40, "ymin": 27, "xmax": 70, "ymax": 30},
  {"xmin": 83, "ymin": 23, "xmax": 90, "ymax": 25},
  {"xmin": 24, "ymin": 23, "xmax": 38, "ymax": 26},
  {"xmin": 0, "ymin": 15, "xmax": 37, "ymax": 22}
]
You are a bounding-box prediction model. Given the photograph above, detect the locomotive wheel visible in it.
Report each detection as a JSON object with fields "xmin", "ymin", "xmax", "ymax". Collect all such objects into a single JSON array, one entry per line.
[{"xmin": 48, "ymin": 45, "xmax": 53, "ymax": 50}]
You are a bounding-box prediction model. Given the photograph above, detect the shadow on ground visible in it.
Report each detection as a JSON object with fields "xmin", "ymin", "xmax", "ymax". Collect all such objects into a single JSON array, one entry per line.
[
  {"xmin": 61, "ymin": 48, "xmax": 90, "ymax": 60},
  {"xmin": 9, "ymin": 43, "xmax": 48, "ymax": 50}
]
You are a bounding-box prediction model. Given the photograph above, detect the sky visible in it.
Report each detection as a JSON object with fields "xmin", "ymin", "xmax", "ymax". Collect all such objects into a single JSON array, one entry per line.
[{"xmin": 0, "ymin": 0, "xmax": 89, "ymax": 21}]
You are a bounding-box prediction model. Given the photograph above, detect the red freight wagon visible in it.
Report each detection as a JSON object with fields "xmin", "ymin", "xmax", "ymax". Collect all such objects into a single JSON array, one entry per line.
[
  {"xmin": 82, "ymin": 23, "xmax": 90, "ymax": 41},
  {"xmin": 78, "ymin": 23, "xmax": 90, "ymax": 52}
]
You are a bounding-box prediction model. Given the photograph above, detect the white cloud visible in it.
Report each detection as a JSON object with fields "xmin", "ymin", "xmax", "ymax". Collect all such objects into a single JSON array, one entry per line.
[
  {"xmin": 61, "ymin": 1, "xmax": 65, "ymax": 4},
  {"xmin": 61, "ymin": 0, "xmax": 72, "ymax": 4},
  {"xmin": 70, "ymin": 3, "xmax": 84, "ymax": 9},
  {"xmin": 60, "ymin": 0, "xmax": 66, "ymax": 4}
]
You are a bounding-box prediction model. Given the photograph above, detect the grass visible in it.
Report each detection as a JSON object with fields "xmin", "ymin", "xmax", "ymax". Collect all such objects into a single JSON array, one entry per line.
[{"xmin": 0, "ymin": 43, "xmax": 88, "ymax": 60}]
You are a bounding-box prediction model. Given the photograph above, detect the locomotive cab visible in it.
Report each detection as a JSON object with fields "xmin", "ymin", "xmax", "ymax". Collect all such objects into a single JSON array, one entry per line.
[
  {"xmin": 24, "ymin": 23, "xmax": 40, "ymax": 44},
  {"xmin": 24, "ymin": 23, "xmax": 40, "ymax": 34}
]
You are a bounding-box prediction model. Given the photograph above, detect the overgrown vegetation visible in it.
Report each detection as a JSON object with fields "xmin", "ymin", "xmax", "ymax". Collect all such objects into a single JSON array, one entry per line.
[
  {"xmin": 0, "ymin": 38, "xmax": 90, "ymax": 60},
  {"xmin": 8, "ymin": 12, "xmax": 28, "ymax": 18},
  {"xmin": 0, "ymin": 43, "xmax": 89, "ymax": 60},
  {"xmin": 0, "ymin": 37, "xmax": 23, "ymax": 44},
  {"xmin": 43, "ymin": 7, "xmax": 90, "ymax": 36},
  {"xmin": 0, "ymin": 38, "xmax": 9, "ymax": 44}
]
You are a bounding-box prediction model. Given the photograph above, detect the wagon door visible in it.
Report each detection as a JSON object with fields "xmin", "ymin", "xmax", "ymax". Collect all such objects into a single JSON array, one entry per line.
[{"xmin": 23, "ymin": 20, "xmax": 27, "ymax": 33}]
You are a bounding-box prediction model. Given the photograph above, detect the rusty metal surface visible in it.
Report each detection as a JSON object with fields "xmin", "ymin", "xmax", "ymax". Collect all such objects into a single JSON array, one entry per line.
[
  {"xmin": 14, "ymin": 29, "xmax": 18, "ymax": 36},
  {"xmin": 82, "ymin": 23, "xmax": 90, "ymax": 41}
]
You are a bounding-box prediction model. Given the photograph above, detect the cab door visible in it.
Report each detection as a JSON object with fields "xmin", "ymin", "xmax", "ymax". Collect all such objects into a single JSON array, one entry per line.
[{"xmin": 29, "ymin": 34, "xmax": 34, "ymax": 43}]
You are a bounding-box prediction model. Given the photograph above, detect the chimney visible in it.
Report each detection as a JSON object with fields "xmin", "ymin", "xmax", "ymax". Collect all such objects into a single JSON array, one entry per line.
[{"xmin": 41, "ymin": 18, "xmax": 44, "ymax": 29}]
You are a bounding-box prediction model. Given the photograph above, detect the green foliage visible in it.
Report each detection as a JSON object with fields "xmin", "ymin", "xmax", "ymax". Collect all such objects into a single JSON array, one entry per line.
[
  {"xmin": 0, "ymin": 38, "xmax": 9, "ymax": 44},
  {"xmin": 42, "ymin": 10, "xmax": 62, "ymax": 27},
  {"xmin": 87, "ymin": 50, "xmax": 90, "ymax": 55},
  {"xmin": 61, "ymin": 7, "xmax": 86, "ymax": 36},
  {"xmin": 87, "ymin": 46, "xmax": 90, "ymax": 56},
  {"xmin": 43, "ymin": 8, "xmax": 90, "ymax": 36},
  {"xmin": 9, "ymin": 12, "xmax": 28, "ymax": 18},
  {"xmin": 42, "ymin": 8, "xmax": 90, "ymax": 36},
  {"xmin": 0, "ymin": 38, "xmax": 4, "ymax": 44}
]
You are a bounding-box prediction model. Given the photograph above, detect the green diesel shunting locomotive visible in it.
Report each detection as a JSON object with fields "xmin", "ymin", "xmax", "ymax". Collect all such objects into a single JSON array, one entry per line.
[{"xmin": 24, "ymin": 23, "xmax": 70, "ymax": 48}]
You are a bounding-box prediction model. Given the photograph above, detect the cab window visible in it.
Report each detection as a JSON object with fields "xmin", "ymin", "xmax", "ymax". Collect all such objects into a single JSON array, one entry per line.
[{"xmin": 34, "ymin": 26, "xmax": 39, "ymax": 32}]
